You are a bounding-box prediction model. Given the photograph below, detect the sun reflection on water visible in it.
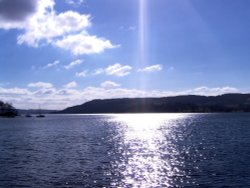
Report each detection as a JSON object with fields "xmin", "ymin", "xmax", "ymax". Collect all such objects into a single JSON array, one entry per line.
[{"xmin": 109, "ymin": 113, "xmax": 190, "ymax": 187}]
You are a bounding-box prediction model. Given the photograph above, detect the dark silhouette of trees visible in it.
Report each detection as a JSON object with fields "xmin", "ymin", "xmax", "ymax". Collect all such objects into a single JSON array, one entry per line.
[
  {"xmin": 58, "ymin": 94, "xmax": 250, "ymax": 114},
  {"xmin": 0, "ymin": 101, "xmax": 18, "ymax": 117}
]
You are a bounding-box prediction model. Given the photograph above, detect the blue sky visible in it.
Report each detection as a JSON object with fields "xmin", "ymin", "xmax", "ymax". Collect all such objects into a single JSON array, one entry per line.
[{"xmin": 0, "ymin": 0, "xmax": 249, "ymax": 109}]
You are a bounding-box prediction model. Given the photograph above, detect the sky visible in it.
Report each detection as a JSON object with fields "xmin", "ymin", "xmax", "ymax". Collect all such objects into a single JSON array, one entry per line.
[{"xmin": 0, "ymin": 0, "xmax": 250, "ymax": 109}]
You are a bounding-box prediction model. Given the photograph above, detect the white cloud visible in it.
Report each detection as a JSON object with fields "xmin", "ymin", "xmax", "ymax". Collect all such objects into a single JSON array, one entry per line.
[
  {"xmin": 92, "ymin": 63, "xmax": 132, "ymax": 77},
  {"xmin": 64, "ymin": 59, "xmax": 83, "ymax": 69},
  {"xmin": 101, "ymin": 81, "xmax": 120, "ymax": 88},
  {"xmin": 34, "ymin": 88, "xmax": 57, "ymax": 95},
  {"xmin": 0, "ymin": 0, "xmax": 117, "ymax": 55},
  {"xmin": 54, "ymin": 32, "xmax": 117, "ymax": 55},
  {"xmin": 0, "ymin": 85, "xmax": 240, "ymax": 110},
  {"xmin": 190, "ymin": 86, "xmax": 238, "ymax": 96},
  {"xmin": 28, "ymin": 82, "xmax": 53, "ymax": 89},
  {"xmin": 75, "ymin": 70, "xmax": 88, "ymax": 77},
  {"xmin": 138, "ymin": 64, "xmax": 163, "ymax": 73},
  {"xmin": 92, "ymin": 68, "xmax": 104, "ymax": 76},
  {"xmin": 43, "ymin": 60, "xmax": 60, "ymax": 69},
  {"xmin": 105, "ymin": 63, "xmax": 132, "ymax": 77},
  {"xmin": 65, "ymin": 0, "xmax": 85, "ymax": 6},
  {"xmin": 64, "ymin": 81, "xmax": 77, "ymax": 88},
  {"xmin": 17, "ymin": 10, "xmax": 91, "ymax": 47}
]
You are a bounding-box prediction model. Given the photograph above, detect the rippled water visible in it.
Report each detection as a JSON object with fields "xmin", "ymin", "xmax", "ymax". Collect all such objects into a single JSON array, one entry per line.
[{"xmin": 1, "ymin": 113, "xmax": 250, "ymax": 187}]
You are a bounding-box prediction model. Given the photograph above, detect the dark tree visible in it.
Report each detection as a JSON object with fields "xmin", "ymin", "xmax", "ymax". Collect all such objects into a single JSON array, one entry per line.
[{"xmin": 0, "ymin": 101, "xmax": 18, "ymax": 117}]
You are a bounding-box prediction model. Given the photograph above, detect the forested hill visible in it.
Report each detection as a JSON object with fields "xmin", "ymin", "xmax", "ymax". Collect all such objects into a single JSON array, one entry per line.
[{"xmin": 57, "ymin": 93, "xmax": 250, "ymax": 114}]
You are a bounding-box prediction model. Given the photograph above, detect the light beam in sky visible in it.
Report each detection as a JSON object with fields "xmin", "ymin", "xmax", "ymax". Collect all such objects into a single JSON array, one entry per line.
[
  {"xmin": 139, "ymin": 0, "xmax": 147, "ymax": 67},
  {"xmin": 138, "ymin": 0, "xmax": 148, "ymax": 90}
]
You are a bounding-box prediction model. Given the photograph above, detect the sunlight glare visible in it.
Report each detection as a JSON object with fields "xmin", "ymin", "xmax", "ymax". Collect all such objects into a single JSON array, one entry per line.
[{"xmin": 110, "ymin": 113, "xmax": 188, "ymax": 187}]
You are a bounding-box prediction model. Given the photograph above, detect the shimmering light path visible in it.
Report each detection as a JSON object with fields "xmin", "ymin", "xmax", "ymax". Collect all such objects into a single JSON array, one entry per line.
[{"xmin": 110, "ymin": 114, "xmax": 190, "ymax": 187}]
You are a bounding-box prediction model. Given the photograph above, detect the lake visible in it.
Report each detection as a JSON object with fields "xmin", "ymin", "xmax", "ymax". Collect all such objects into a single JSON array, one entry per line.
[{"xmin": 0, "ymin": 113, "xmax": 250, "ymax": 187}]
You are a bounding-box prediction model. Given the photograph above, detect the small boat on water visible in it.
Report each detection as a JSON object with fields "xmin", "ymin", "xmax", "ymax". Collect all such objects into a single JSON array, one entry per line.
[
  {"xmin": 25, "ymin": 114, "xmax": 32, "ymax": 118},
  {"xmin": 36, "ymin": 106, "xmax": 45, "ymax": 118},
  {"xmin": 36, "ymin": 114, "xmax": 45, "ymax": 118}
]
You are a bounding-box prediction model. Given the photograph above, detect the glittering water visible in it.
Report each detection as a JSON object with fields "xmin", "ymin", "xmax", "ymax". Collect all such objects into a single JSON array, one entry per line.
[{"xmin": 1, "ymin": 113, "xmax": 250, "ymax": 187}]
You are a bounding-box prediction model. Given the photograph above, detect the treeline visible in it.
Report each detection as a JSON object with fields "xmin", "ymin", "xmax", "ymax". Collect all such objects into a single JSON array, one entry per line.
[
  {"xmin": 57, "ymin": 94, "xmax": 250, "ymax": 114},
  {"xmin": 0, "ymin": 101, "xmax": 18, "ymax": 117}
]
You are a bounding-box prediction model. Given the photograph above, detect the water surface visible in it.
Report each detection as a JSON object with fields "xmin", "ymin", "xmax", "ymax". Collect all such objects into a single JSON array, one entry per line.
[{"xmin": 0, "ymin": 113, "xmax": 250, "ymax": 187}]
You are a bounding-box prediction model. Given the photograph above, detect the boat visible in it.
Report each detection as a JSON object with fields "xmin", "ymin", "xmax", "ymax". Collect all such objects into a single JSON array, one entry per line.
[
  {"xmin": 36, "ymin": 114, "xmax": 45, "ymax": 118},
  {"xmin": 36, "ymin": 106, "xmax": 45, "ymax": 118},
  {"xmin": 25, "ymin": 114, "xmax": 32, "ymax": 118}
]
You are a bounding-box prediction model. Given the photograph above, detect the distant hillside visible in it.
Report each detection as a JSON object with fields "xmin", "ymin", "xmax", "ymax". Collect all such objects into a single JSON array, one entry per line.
[{"xmin": 57, "ymin": 93, "xmax": 250, "ymax": 114}]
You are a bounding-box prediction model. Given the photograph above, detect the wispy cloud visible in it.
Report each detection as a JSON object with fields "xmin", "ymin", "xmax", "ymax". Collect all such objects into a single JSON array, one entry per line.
[
  {"xmin": 75, "ymin": 70, "xmax": 88, "ymax": 77},
  {"xmin": 43, "ymin": 60, "xmax": 60, "ymax": 69},
  {"xmin": 101, "ymin": 81, "xmax": 120, "ymax": 88},
  {"xmin": 105, "ymin": 63, "xmax": 132, "ymax": 77},
  {"xmin": 191, "ymin": 86, "xmax": 238, "ymax": 95},
  {"xmin": 92, "ymin": 68, "xmax": 104, "ymax": 76},
  {"xmin": 64, "ymin": 81, "xmax": 77, "ymax": 88},
  {"xmin": 91, "ymin": 63, "xmax": 132, "ymax": 77},
  {"xmin": 28, "ymin": 82, "xmax": 53, "ymax": 89},
  {"xmin": 64, "ymin": 59, "xmax": 83, "ymax": 70},
  {"xmin": 138, "ymin": 64, "xmax": 163, "ymax": 73},
  {"xmin": 65, "ymin": 0, "xmax": 85, "ymax": 6}
]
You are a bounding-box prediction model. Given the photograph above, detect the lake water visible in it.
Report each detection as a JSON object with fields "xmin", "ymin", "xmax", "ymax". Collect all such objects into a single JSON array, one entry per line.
[{"xmin": 0, "ymin": 113, "xmax": 250, "ymax": 187}]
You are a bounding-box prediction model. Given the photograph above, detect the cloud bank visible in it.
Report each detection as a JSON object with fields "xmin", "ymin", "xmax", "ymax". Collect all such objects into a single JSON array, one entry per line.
[{"xmin": 0, "ymin": 85, "xmax": 239, "ymax": 110}]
